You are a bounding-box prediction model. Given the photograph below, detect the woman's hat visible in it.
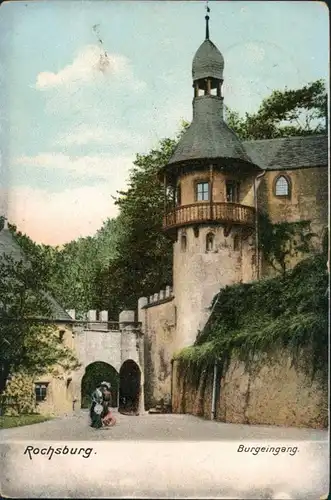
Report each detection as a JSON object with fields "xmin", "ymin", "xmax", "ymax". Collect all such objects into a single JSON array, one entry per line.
[{"xmin": 101, "ymin": 381, "xmax": 111, "ymax": 389}]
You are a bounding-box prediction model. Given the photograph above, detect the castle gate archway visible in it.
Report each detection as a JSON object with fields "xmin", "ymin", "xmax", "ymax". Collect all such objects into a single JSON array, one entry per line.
[
  {"xmin": 81, "ymin": 362, "xmax": 119, "ymax": 409},
  {"xmin": 119, "ymin": 360, "xmax": 141, "ymax": 414}
]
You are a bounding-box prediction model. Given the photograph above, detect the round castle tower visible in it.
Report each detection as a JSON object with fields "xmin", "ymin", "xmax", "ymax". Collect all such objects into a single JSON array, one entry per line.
[{"xmin": 160, "ymin": 13, "xmax": 262, "ymax": 351}]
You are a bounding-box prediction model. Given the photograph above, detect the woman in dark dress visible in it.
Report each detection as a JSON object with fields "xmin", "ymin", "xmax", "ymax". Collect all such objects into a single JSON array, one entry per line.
[{"xmin": 90, "ymin": 382, "xmax": 110, "ymax": 429}]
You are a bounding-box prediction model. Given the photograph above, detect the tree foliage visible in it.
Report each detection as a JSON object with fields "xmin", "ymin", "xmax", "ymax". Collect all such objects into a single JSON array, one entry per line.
[
  {"xmin": 225, "ymin": 80, "xmax": 327, "ymax": 140},
  {"xmin": 96, "ymin": 135, "xmax": 181, "ymax": 315}
]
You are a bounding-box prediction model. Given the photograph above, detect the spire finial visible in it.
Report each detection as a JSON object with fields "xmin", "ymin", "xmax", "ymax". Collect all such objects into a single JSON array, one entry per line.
[{"xmin": 205, "ymin": 1, "xmax": 210, "ymax": 40}]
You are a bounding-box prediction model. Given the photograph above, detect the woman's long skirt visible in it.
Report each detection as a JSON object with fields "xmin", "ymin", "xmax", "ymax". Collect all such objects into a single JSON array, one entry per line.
[{"xmin": 90, "ymin": 402, "xmax": 103, "ymax": 429}]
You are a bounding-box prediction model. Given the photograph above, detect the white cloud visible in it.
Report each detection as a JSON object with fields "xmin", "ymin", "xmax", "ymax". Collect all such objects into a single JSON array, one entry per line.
[
  {"xmin": 55, "ymin": 124, "xmax": 149, "ymax": 150},
  {"xmin": 3, "ymin": 184, "xmax": 119, "ymax": 246},
  {"xmin": 35, "ymin": 44, "xmax": 146, "ymax": 91},
  {"xmin": 14, "ymin": 152, "xmax": 134, "ymax": 185}
]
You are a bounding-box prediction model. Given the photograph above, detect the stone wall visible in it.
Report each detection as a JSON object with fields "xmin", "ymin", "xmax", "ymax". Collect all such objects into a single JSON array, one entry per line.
[
  {"xmin": 140, "ymin": 292, "xmax": 176, "ymax": 409},
  {"xmin": 72, "ymin": 310, "xmax": 143, "ymax": 411},
  {"xmin": 260, "ymin": 167, "xmax": 328, "ymax": 246},
  {"xmin": 172, "ymin": 348, "xmax": 328, "ymax": 429},
  {"xmin": 3, "ymin": 326, "xmax": 76, "ymax": 417},
  {"xmin": 32, "ymin": 325, "xmax": 77, "ymax": 416},
  {"xmin": 173, "ymin": 225, "xmax": 254, "ymax": 352},
  {"xmin": 257, "ymin": 166, "xmax": 328, "ymax": 278},
  {"xmin": 178, "ymin": 169, "xmax": 256, "ymax": 206}
]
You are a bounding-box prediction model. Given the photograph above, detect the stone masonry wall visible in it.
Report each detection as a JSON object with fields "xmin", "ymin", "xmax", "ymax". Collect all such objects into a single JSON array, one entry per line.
[
  {"xmin": 142, "ymin": 298, "xmax": 176, "ymax": 409},
  {"xmin": 172, "ymin": 348, "xmax": 328, "ymax": 429},
  {"xmin": 173, "ymin": 225, "xmax": 250, "ymax": 352},
  {"xmin": 3, "ymin": 326, "xmax": 76, "ymax": 417},
  {"xmin": 260, "ymin": 167, "xmax": 328, "ymax": 246}
]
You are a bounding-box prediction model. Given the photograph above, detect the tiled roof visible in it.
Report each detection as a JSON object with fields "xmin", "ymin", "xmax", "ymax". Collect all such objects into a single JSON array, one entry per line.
[
  {"xmin": 41, "ymin": 292, "xmax": 73, "ymax": 322},
  {"xmin": 168, "ymin": 97, "xmax": 252, "ymax": 166},
  {"xmin": 0, "ymin": 227, "xmax": 72, "ymax": 322},
  {"xmin": 242, "ymin": 135, "xmax": 328, "ymax": 170},
  {"xmin": 0, "ymin": 227, "xmax": 27, "ymax": 263}
]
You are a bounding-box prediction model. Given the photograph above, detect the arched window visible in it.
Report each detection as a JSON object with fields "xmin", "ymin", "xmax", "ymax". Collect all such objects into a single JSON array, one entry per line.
[
  {"xmin": 275, "ymin": 175, "xmax": 290, "ymax": 197},
  {"xmin": 206, "ymin": 232, "xmax": 215, "ymax": 252},
  {"xmin": 233, "ymin": 235, "xmax": 240, "ymax": 251},
  {"xmin": 181, "ymin": 233, "xmax": 187, "ymax": 252}
]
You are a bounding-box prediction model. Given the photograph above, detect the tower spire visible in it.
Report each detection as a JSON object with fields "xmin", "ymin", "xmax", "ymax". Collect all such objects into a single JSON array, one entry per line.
[{"xmin": 205, "ymin": 1, "xmax": 210, "ymax": 40}]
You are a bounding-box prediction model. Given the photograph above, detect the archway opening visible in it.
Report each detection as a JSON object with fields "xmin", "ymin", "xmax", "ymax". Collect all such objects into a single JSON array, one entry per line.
[
  {"xmin": 81, "ymin": 362, "xmax": 119, "ymax": 409},
  {"xmin": 119, "ymin": 360, "xmax": 141, "ymax": 415}
]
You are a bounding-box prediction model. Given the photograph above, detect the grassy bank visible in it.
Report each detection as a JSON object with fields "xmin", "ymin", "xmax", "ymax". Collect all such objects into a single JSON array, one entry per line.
[{"xmin": 0, "ymin": 414, "xmax": 52, "ymax": 429}]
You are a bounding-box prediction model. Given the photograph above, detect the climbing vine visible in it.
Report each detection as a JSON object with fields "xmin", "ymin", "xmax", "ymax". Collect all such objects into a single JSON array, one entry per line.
[{"xmin": 174, "ymin": 252, "xmax": 328, "ymax": 384}]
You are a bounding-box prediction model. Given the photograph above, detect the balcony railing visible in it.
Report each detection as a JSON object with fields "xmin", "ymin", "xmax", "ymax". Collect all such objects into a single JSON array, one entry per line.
[{"xmin": 163, "ymin": 202, "xmax": 255, "ymax": 230}]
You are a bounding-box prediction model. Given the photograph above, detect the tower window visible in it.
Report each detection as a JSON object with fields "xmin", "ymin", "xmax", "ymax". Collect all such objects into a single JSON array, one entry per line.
[
  {"xmin": 196, "ymin": 182, "xmax": 209, "ymax": 201},
  {"xmin": 175, "ymin": 184, "xmax": 181, "ymax": 206},
  {"xmin": 206, "ymin": 233, "xmax": 215, "ymax": 252},
  {"xmin": 35, "ymin": 383, "xmax": 48, "ymax": 402},
  {"xmin": 226, "ymin": 181, "xmax": 240, "ymax": 203},
  {"xmin": 181, "ymin": 233, "xmax": 187, "ymax": 252},
  {"xmin": 275, "ymin": 175, "xmax": 290, "ymax": 197},
  {"xmin": 233, "ymin": 235, "xmax": 240, "ymax": 251}
]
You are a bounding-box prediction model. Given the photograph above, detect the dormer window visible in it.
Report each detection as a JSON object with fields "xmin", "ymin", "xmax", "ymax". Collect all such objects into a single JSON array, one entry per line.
[
  {"xmin": 275, "ymin": 175, "xmax": 290, "ymax": 197},
  {"xmin": 196, "ymin": 182, "xmax": 209, "ymax": 201}
]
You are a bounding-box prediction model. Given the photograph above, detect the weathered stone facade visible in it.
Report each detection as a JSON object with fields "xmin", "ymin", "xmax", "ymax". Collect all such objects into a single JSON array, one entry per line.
[
  {"xmin": 71, "ymin": 310, "xmax": 144, "ymax": 413},
  {"xmin": 2, "ymin": 326, "xmax": 76, "ymax": 417},
  {"xmin": 171, "ymin": 351, "xmax": 327, "ymax": 429},
  {"xmin": 172, "ymin": 225, "xmax": 254, "ymax": 351},
  {"xmin": 260, "ymin": 166, "xmax": 328, "ymax": 242},
  {"xmin": 139, "ymin": 293, "xmax": 176, "ymax": 409}
]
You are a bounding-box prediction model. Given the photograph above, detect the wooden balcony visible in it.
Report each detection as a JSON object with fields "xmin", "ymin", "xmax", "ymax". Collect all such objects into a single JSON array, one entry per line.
[{"xmin": 163, "ymin": 202, "xmax": 255, "ymax": 230}]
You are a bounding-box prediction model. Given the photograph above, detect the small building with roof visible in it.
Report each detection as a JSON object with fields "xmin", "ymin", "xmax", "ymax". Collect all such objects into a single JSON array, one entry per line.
[{"xmin": 0, "ymin": 218, "xmax": 78, "ymax": 415}]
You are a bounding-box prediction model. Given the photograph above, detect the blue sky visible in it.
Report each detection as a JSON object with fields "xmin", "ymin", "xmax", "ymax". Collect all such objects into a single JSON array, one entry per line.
[{"xmin": 0, "ymin": 0, "xmax": 328, "ymax": 245}]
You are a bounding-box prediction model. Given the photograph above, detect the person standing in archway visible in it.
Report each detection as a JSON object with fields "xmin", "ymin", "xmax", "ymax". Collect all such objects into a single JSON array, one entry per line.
[
  {"xmin": 101, "ymin": 383, "xmax": 116, "ymax": 427},
  {"xmin": 90, "ymin": 382, "xmax": 109, "ymax": 429}
]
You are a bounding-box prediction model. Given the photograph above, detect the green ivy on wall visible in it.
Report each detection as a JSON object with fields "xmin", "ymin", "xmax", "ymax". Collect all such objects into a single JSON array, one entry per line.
[{"xmin": 174, "ymin": 252, "xmax": 328, "ymax": 386}]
